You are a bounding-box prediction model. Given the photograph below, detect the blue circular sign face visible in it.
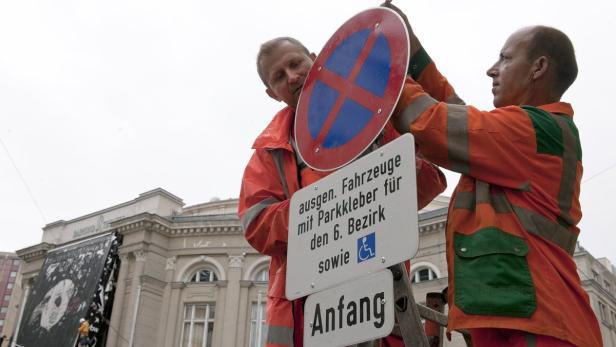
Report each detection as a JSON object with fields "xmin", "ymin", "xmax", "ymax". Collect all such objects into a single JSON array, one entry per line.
[{"xmin": 295, "ymin": 7, "xmax": 409, "ymax": 171}]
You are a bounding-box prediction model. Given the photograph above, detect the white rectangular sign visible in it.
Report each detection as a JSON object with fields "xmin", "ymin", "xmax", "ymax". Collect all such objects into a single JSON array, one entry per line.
[
  {"xmin": 304, "ymin": 269, "xmax": 395, "ymax": 347},
  {"xmin": 286, "ymin": 134, "xmax": 418, "ymax": 299}
]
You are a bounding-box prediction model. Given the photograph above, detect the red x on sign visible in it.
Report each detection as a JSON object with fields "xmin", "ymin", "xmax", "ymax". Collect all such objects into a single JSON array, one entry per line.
[{"xmin": 295, "ymin": 7, "xmax": 409, "ymax": 171}]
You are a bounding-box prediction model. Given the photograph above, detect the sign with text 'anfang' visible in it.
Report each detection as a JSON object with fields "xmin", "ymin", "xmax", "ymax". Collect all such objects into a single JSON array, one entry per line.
[
  {"xmin": 286, "ymin": 134, "xmax": 418, "ymax": 299},
  {"xmin": 304, "ymin": 270, "xmax": 394, "ymax": 346}
]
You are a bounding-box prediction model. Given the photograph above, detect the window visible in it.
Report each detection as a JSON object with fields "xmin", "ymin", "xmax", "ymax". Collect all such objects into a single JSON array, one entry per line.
[
  {"xmin": 189, "ymin": 269, "xmax": 218, "ymax": 283},
  {"xmin": 604, "ymin": 280, "xmax": 611, "ymax": 293},
  {"xmin": 598, "ymin": 301, "xmax": 608, "ymax": 322},
  {"xmin": 6, "ymin": 283, "xmax": 13, "ymax": 290},
  {"xmin": 249, "ymin": 299, "xmax": 267, "ymax": 347},
  {"xmin": 411, "ymin": 267, "xmax": 438, "ymax": 283},
  {"xmin": 0, "ymin": 319, "xmax": 4, "ymax": 326},
  {"xmin": 181, "ymin": 304, "xmax": 215, "ymax": 347},
  {"xmin": 253, "ymin": 267, "xmax": 269, "ymax": 282},
  {"xmin": 3, "ymin": 295, "xmax": 10, "ymax": 302},
  {"xmin": 9, "ymin": 271, "xmax": 16, "ymax": 277},
  {"xmin": 592, "ymin": 270, "xmax": 600, "ymax": 282},
  {"xmin": 13, "ymin": 259, "xmax": 20, "ymax": 265},
  {"xmin": 0, "ymin": 307, "xmax": 7, "ymax": 313}
]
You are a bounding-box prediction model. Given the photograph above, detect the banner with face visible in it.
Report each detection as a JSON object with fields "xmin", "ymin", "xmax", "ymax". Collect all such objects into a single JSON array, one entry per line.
[{"xmin": 18, "ymin": 233, "xmax": 119, "ymax": 347}]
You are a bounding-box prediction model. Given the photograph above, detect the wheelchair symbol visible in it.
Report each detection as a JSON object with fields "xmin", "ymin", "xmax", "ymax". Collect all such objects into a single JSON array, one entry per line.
[{"xmin": 357, "ymin": 232, "xmax": 376, "ymax": 263}]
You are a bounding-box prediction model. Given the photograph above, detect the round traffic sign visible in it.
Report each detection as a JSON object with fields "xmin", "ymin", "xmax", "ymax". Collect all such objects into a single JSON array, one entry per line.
[{"xmin": 295, "ymin": 7, "xmax": 409, "ymax": 171}]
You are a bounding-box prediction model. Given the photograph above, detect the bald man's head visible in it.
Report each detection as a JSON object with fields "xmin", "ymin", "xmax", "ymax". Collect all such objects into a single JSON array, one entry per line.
[{"xmin": 526, "ymin": 26, "xmax": 578, "ymax": 97}]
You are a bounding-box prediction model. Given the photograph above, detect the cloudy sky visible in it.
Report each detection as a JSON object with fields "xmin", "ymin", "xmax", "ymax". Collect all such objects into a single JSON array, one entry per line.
[{"xmin": 1, "ymin": 0, "xmax": 614, "ymax": 264}]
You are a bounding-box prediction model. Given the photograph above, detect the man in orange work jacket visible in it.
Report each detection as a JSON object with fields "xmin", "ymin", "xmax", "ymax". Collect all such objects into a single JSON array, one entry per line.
[
  {"xmin": 388, "ymin": 5, "xmax": 603, "ymax": 346},
  {"xmin": 238, "ymin": 36, "xmax": 447, "ymax": 347}
]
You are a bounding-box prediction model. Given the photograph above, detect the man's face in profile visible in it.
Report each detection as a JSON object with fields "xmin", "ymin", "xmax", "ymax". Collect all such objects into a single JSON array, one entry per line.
[{"xmin": 486, "ymin": 29, "xmax": 535, "ymax": 107}]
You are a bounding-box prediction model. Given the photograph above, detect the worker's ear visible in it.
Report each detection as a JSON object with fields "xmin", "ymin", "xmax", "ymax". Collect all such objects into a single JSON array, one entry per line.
[
  {"xmin": 531, "ymin": 55, "xmax": 549, "ymax": 81},
  {"xmin": 266, "ymin": 88, "xmax": 280, "ymax": 102}
]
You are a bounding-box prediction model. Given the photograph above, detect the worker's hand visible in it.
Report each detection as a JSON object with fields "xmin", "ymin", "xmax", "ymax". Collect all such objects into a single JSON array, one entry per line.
[{"xmin": 380, "ymin": 0, "xmax": 422, "ymax": 56}]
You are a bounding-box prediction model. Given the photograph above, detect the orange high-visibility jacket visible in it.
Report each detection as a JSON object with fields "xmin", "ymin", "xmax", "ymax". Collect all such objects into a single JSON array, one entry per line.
[
  {"xmin": 238, "ymin": 106, "xmax": 446, "ymax": 346},
  {"xmin": 394, "ymin": 48, "xmax": 602, "ymax": 347}
]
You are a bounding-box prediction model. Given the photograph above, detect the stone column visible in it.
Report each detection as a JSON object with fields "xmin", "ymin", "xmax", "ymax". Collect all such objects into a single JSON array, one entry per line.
[
  {"xmin": 156, "ymin": 256, "xmax": 177, "ymax": 347},
  {"xmin": 121, "ymin": 250, "xmax": 146, "ymax": 347},
  {"xmin": 236, "ymin": 280, "xmax": 252, "ymax": 347},
  {"xmin": 163, "ymin": 282, "xmax": 186, "ymax": 347},
  {"xmin": 10, "ymin": 278, "xmax": 32, "ymax": 347},
  {"xmin": 107, "ymin": 253, "xmax": 130, "ymax": 347},
  {"xmin": 221, "ymin": 255, "xmax": 244, "ymax": 347}
]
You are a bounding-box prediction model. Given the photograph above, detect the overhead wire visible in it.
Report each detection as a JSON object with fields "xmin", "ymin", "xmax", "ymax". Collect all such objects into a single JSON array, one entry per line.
[
  {"xmin": 583, "ymin": 161, "xmax": 616, "ymax": 184},
  {"xmin": 0, "ymin": 136, "xmax": 47, "ymax": 223}
]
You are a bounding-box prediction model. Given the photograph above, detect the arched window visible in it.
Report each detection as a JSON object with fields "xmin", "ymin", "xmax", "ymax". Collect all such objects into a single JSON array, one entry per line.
[
  {"xmin": 189, "ymin": 268, "xmax": 218, "ymax": 283},
  {"xmin": 411, "ymin": 267, "xmax": 438, "ymax": 283},
  {"xmin": 253, "ymin": 267, "xmax": 269, "ymax": 282}
]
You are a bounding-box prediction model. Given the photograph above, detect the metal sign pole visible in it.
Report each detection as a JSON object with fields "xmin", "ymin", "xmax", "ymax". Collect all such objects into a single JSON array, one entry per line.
[
  {"xmin": 389, "ymin": 263, "xmax": 471, "ymax": 347},
  {"xmin": 390, "ymin": 263, "xmax": 430, "ymax": 347}
]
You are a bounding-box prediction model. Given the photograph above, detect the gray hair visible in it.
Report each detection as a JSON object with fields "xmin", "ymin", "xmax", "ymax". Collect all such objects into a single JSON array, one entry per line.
[{"xmin": 256, "ymin": 37, "xmax": 310, "ymax": 87}]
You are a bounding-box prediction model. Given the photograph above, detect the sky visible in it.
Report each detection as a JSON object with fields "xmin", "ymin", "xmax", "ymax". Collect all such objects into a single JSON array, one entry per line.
[{"xmin": 1, "ymin": 0, "xmax": 615, "ymax": 264}]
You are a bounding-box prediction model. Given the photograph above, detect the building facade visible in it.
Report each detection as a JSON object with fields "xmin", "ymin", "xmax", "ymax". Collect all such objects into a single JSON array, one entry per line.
[
  {"xmin": 574, "ymin": 245, "xmax": 616, "ymax": 346},
  {"xmin": 0, "ymin": 252, "xmax": 21, "ymax": 343},
  {"xmin": 6, "ymin": 189, "xmax": 616, "ymax": 346}
]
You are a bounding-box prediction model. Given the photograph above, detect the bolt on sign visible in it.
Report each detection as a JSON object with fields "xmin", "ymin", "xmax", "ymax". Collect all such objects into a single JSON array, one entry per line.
[
  {"xmin": 286, "ymin": 134, "xmax": 419, "ymax": 299},
  {"xmin": 303, "ymin": 269, "xmax": 395, "ymax": 346}
]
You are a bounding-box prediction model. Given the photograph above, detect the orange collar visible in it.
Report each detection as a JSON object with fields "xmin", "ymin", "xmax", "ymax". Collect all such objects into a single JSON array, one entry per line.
[
  {"xmin": 538, "ymin": 102, "xmax": 574, "ymax": 117},
  {"xmin": 252, "ymin": 107, "xmax": 294, "ymax": 150}
]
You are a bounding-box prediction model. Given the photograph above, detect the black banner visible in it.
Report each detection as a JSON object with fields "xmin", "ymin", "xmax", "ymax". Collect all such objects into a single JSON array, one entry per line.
[
  {"xmin": 17, "ymin": 233, "xmax": 120, "ymax": 347},
  {"xmin": 83, "ymin": 234, "xmax": 121, "ymax": 347}
]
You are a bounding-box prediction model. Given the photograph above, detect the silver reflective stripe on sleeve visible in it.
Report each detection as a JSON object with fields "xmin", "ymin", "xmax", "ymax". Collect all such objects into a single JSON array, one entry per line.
[
  {"xmin": 269, "ymin": 149, "xmax": 291, "ymax": 199},
  {"xmin": 447, "ymin": 104, "xmax": 470, "ymax": 174},
  {"xmin": 241, "ymin": 197, "xmax": 280, "ymax": 232},
  {"xmin": 555, "ymin": 116, "xmax": 578, "ymax": 227},
  {"xmin": 397, "ymin": 95, "xmax": 437, "ymax": 130},
  {"xmin": 266, "ymin": 325, "xmax": 294, "ymax": 346},
  {"xmin": 445, "ymin": 93, "xmax": 465, "ymax": 105},
  {"xmin": 475, "ymin": 180, "xmax": 490, "ymax": 202},
  {"xmin": 453, "ymin": 187, "xmax": 577, "ymax": 254},
  {"xmin": 512, "ymin": 205, "xmax": 577, "ymax": 255},
  {"xmin": 453, "ymin": 188, "xmax": 512, "ymax": 214}
]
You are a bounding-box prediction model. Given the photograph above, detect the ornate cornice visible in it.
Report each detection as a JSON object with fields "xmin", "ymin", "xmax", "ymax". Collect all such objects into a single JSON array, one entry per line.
[
  {"xmin": 419, "ymin": 221, "xmax": 446, "ymax": 234},
  {"xmin": 168, "ymin": 225, "xmax": 242, "ymax": 235},
  {"xmin": 111, "ymin": 212, "xmax": 242, "ymax": 237},
  {"xmin": 16, "ymin": 242, "xmax": 54, "ymax": 262}
]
